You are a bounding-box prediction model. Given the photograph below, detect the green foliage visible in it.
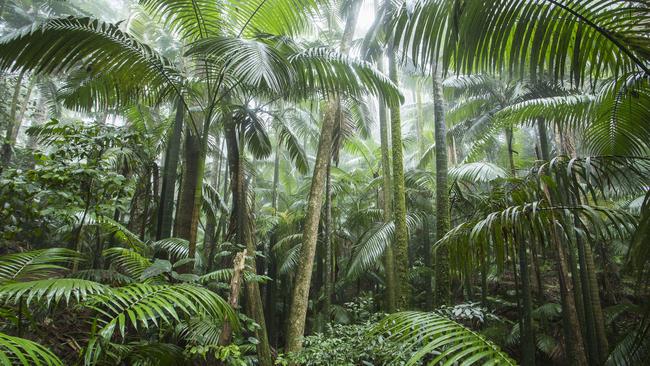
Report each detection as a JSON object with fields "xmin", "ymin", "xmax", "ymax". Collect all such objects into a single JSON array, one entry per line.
[
  {"xmin": 373, "ymin": 311, "xmax": 516, "ymax": 366},
  {"xmin": 280, "ymin": 316, "xmax": 410, "ymax": 366},
  {"xmin": 0, "ymin": 248, "xmax": 80, "ymax": 283},
  {"xmin": 83, "ymin": 283, "xmax": 236, "ymax": 340},
  {"xmin": 0, "ymin": 278, "xmax": 107, "ymax": 306},
  {"xmin": 0, "ymin": 331, "xmax": 63, "ymax": 366}
]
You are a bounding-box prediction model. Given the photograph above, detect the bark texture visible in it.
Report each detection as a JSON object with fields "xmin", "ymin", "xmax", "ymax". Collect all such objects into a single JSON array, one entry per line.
[
  {"xmin": 285, "ymin": 101, "xmax": 337, "ymax": 353},
  {"xmin": 156, "ymin": 98, "xmax": 184, "ymax": 240},
  {"xmin": 432, "ymin": 71, "xmax": 451, "ymax": 306}
]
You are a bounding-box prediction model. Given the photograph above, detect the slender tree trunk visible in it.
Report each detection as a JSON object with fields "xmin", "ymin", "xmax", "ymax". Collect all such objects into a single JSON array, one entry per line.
[
  {"xmin": 432, "ymin": 70, "xmax": 451, "ymax": 306},
  {"xmin": 575, "ymin": 215, "xmax": 609, "ymax": 363},
  {"xmin": 566, "ymin": 230, "xmax": 588, "ymax": 343},
  {"xmin": 415, "ymin": 79, "xmax": 435, "ymax": 308},
  {"xmin": 557, "ymin": 234, "xmax": 588, "ymax": 366},
  {"xmin": 140, "ymin": 168, "xmax": 152, "ymax": 241},
  {"xmin": 9, "ymin": 75, "xmax": 35, "ymax": 144},
  {"xmin": 574, "ymin": 227, "xmax": 600, "ymax": 365},
  {"xmin": 537, "ymin": 118, "xmax": 551, "ymax": 161},
  {"xmin": 415, "ymin": 81, "xmax": 424, "ymax": 154},
  {"xmin": 480, "ymin": 245, "xmax": 488, "ymax": 306},
  {"xmin": 387, "ymin": 47, "xmax": 410, "ymax": 310},
  {"xmin": 422, "ymin": 216, "xmax": 434, "ymax": 309},
  {"xmin": 518, "ymin": 230, "xmax": 535, "ymax": 366},
  {"xmin": 505, "ymin": 127, "xmax": 516, "ymax": 176},
  {"xmin": 267, "ymin": 141, "xmax": 281, "ymax": 347},
  {"xmin": 531, "ymin": 236, "xmax": 544, "ymax": 303},
  {"xmin": 1, "ymin": 69, "xmax": 26, "ymax": 168},
  {"xmin": 377, "ymin": 60, "xmax": 397, "ymax": 313},
  {"xmin": 218, "ymin": 250, "xmax": 247, "ymax": 346},
  {"xmin": 203, "ymin": 155, "xmax": 220, "ymax": 269},
  {"xmin": 242, "ymin": 178, "xmax": 273, "ymax": 366},
  {"xmin": 285, "ymin": 99, "xmax": 337, "ymax": 354},
  {"xmin": 151, "ymin": 163, "xmax": 160, "ymax": 234},
  {"xmin": 157, "ymin": 98, "xmax": 184, "ymax": 240},
  {"xmin": 322, "ymin": 161, "xmax": 333, "ymax": 322},
  {"xmin": 543, "ymin": 185, "xmax": 588, "ymax": 366},
  {"xmin": 225, "ymin": 118, "xmax": 273, "ymax": 366},
  {"xmin": 172, "ymin": 171, "xmax": 183, "ymax": 238},
  {"xmin": 284, "ymin": 0, "xmax": 361, "ymax": 350}
]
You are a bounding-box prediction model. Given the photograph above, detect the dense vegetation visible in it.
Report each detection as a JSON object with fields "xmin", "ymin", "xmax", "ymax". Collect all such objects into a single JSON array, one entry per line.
[{"xmin": 0, "ymin": 0, "xmax": 648, "ymax": 365}]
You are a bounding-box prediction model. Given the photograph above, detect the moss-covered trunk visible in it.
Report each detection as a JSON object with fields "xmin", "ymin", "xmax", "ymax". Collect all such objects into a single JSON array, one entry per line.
[
  {"xmin": 377, "ymin": 60, "xmax": 397, "ymax": 313},
  {"xmin": 285, "ymin": 100, "xmax": 337, "ymax": 354},
  {"xmin": 156, "ymin": 98, "xmax": 184, "ymax": 240},
  {"xmin": 432, "ymin": 71, "xmax": 450, "ymax": 306},
  {"xmin": 387, "ymin": 50, "xmax": 410, "ymax": 310}
]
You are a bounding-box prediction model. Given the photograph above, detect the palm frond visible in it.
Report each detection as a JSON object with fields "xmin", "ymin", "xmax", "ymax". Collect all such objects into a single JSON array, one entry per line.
[
  {"xmin": 84, "ymin": 283, "xmax": 237, "ymax": 339},
  {"xmin": 278, "ymin": 122, "xmax": 309, "ymax": 174},
  {"xmin": 288, "ymin": 46, "xmax": 403, "ymax": 106},
  {"xmin": 0, "ymin": 278, "xmax": 107, "ymax": 306},
  {"xmin": 103, "ymin": 247, "xmax": 152, "ymax": 279},
  {"xmin": 391, "ymin": 0, "xmax": 649, "ymax": 83},
  {"xmin": 0, "ymin": 248, "xmax": 80, "ymax": 284},
  {"xmin": 372, "ymin": 311, "xmax": 516, "ymax": 366},
  {"xmin": 449, "ymin": 162, "xmax": 508, "ymax": 183},
  {"xmin": 152, "ymin": 238, "xmax": 189, "ymax": 261},
  {"xmin": 0, "ymin": 17, "xmax": 176, "ymax": 109},
  {"xmin": 0, "ymin": 331, "xmax": 63, "ymax": 366},
  {"xmin": 347, "ymin": 214, "xmax": 421, "ymax": 279}
]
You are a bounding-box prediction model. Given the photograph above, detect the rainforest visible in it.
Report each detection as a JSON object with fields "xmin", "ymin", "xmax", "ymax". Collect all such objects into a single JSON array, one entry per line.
[{"xmin": 0, "ymin": 0, "xmax": 648, "ymax": 365}]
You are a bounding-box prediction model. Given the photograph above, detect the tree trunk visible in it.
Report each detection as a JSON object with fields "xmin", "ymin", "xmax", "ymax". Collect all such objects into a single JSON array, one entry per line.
[
  {"xmin": 9, "ymin": 74, "xmax": 35, "ymax": 144},
  {"xmin": 518, "ymin": 230, "xmax": 536, "ymax": 366},
  {"xmin": 186, "ymin": 114, "xmax": 212, "ymax": 263},
  {"xmin": 203, "ymin": 154, "xmax": 220, "ymax": 270},
  {"xmin": 505, "ymin": 127, "xmax": 516, "ymax": 176},
  {"xmin": 284, "ymin": 0, "xmax": 361, "ymax": 350},
  {"xmin": 267, "ymin": 141, "xmax": 281, "ymax": 347},
  {"xmin": 322, "ymin": 160, "xmax": 333, "ymax": 322},
  {"xmin": 575, "ymin": 228, "xmax": 600, "ymax": 365},
  {"xmin": 285, "ymin": 99, "xmax": 337, "ymax": 354},
  {"xmin": 543, "ymin": 185, "xmax": 588, "ymax": 366},
  {"xmin": 218, "ymin": 250, "xmax": 247, "ymax": 346},
  {"xmin": 557, "ymin": 233, "xmax": 588, "ymax": 366},
  {"xmin": 537, "ymin": 118, "xmax": 551, "ymax": 161},
  {"xmin": 140, "ymin": 167, "xmax": 152, "ymax": 241},
  {"xmin": 174, "ymin": 126, "xmax": 200, "ymax": 257},
  {"xmin": 377, "ymin": 60, "xmax": 397, "ymax": 313},
  {"xmin": 156, "ymin": 98, "xmax": 184, "ymax": 240},
  {"xmin": 388, "ymin": 47, "xmax": 410, "ymax": 310},
  {"xmin": 1, "ymin": 69, "xmax": 26, "ymax": 168},
  {"xmin": 575, "ymin": 217, "xmax": 609, "ymax": 363},
  {"xmin": 151, "ymin": 163, "xmax": 160, "ymax": 235},
  {"xmin": 432, "ymin": 70, "xmax": 451, "ymax": 306},
  {"xmin": 225, "ymin": 117, "xmax": 273, "ymax": 366}
]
